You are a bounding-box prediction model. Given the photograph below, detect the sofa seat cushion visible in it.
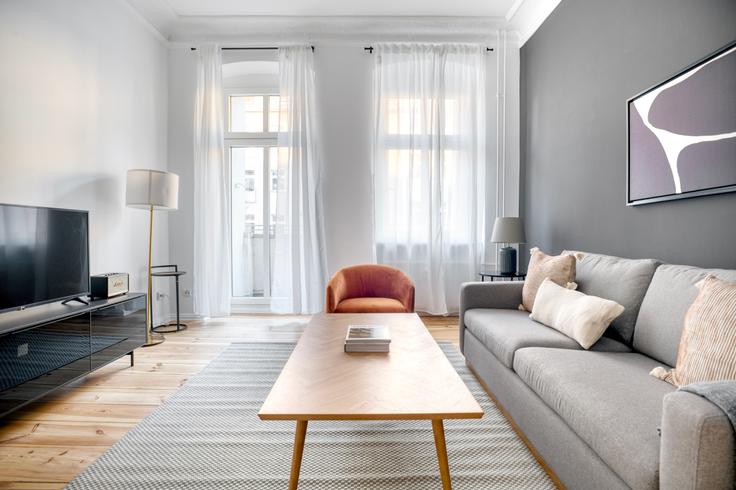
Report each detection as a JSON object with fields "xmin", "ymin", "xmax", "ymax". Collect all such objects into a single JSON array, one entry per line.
[
  {"xmin": 464, "ymin": 309, "xmax": 631, "ymax": 369},
  {"xmin": 514, "ymin": 348, "xmax": 675, "ymax": 490},
  {"xmin": 334, "ymin": 297, "xmax": 408, "ymax": 313}
]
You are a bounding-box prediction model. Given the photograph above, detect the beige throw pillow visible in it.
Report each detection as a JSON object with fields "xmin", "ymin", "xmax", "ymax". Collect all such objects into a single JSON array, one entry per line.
[
  {"xmin": 651, "ymin": 275, "xmax": 736, "ymax": 387},
  {"xmin": 530, "ymin": 278, "xmax": 625, "ymax": 349},
  {"xmin": 521, "ymin": 247, "xmax": 577, "ymax": 311}
]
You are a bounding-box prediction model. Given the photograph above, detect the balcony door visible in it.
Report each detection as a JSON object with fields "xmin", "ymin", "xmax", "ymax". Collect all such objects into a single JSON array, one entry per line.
[{"xmin": 226, "ymin": 92, "xmax": 284, "ymax": 309}]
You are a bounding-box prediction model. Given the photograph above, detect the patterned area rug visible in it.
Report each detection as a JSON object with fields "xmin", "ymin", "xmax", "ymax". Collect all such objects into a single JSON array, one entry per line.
[{"xmin": 66, "ymin": 342, "xmax": 555, "ymax": 489}]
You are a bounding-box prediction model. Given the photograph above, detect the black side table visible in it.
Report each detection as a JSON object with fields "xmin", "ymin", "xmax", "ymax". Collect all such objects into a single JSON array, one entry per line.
[
  {"xmin": 152, "ymin": 265, "xmax": 188, "ymax": 333},
  {"xmin": 479, "ymin": 269, "xmax": 527, "ymax": 282}
]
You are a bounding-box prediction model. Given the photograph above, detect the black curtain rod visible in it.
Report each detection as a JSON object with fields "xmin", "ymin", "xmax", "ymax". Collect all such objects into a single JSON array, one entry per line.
[
  {"xmin": 363, "ymin": 46, "xmax": 494, "ymax": 53},
  {"xmin": 190, "ymin": 46, "xmax": 315, "ymax": 51}
]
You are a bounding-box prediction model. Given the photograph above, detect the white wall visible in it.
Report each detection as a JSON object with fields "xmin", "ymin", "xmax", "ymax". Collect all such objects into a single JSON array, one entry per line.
[
  {"xmin": 167, "ymin": 40, "xmax": 520, "ymax": 316},
  {"xmin": 0, "ymin": 0, "xmax": 171, "ymax": 321},
  {"xmin": 315, "ymin": 46, "xmax": 375, "ymax": 272},
  {"xmin": 167, "ymin": 48, "xmax": 197, "ymax": 315}
]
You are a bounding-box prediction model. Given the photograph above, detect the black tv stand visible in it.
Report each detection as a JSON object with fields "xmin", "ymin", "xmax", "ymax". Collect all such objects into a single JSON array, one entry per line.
[
  {"xmin": 0, "ymin": 293, "xmax": 146, "ymax": 418},
  {"xmin": 61, "ymin": 296, "xmax": 89, "ymax": 306}
]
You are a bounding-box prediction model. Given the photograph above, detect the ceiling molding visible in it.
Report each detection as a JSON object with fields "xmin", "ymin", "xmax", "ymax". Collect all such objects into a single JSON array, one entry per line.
[
  {"xmin": 169, "ymin": 16, "xmax": 507, "ymax": 44},
  {"xmin": 504, "ymin": 0, "xmax": 525, "ymax": 21},
  {"xmin": 123, "ymin": 0, "xmax": 178, "ymax": 39},
  {"xmin": 121, "ymin": 0, "xmax": 559, "ymax": 45},
  {"xmin": 505, "ymin": 0, "xmax": 561, "ymax": 45}
]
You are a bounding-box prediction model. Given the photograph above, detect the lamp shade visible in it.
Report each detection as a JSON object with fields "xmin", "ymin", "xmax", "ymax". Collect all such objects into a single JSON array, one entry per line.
[
  {"xmin": 126, "ymin": 169, "xmax": 179, "ymax": 210},
  {"xmin": 491, "ymin": 217, "xmax": 526, "ymax": 244}
]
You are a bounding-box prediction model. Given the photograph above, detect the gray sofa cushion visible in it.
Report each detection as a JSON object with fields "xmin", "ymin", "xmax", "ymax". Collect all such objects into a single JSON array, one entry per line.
[
  {"xmin": 464, "ymin": 308, "xmax": 631, "ymax": 369},
  {"xmin": 633, "ymin": 264, "xmax": 736, "ymax": 366},
  {"xmin": 514, "ymin": 348, "xmax": 675, "ymax": 490},
  {"xmin": 564, "ymin": 251, "xmax": 660, "ymax": 345}
]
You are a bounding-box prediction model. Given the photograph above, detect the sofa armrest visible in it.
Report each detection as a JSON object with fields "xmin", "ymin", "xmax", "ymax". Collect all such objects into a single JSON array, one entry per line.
[
  {"xmin": 660, "ymin": 390, "xmax": 735, "ymax": 490},
  {"xmin": 459, "ymin": 281, "xmax": 524, "ymax": 352}
]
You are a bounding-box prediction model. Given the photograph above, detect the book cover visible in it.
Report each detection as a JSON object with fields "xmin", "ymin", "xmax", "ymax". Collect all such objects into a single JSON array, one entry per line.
[{"xmin": 345, "ymin": 325, "xmax": 391, "ymax": 344}]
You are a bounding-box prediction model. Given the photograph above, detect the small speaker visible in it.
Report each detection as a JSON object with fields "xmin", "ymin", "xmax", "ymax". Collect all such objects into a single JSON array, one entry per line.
[
  {"xmin": 90, "ymin": 273, "xmax": 129, "ymax": 299},
  {"xmin": 498, "ymin": 247, "xmax": 517, "ymax": 275}
]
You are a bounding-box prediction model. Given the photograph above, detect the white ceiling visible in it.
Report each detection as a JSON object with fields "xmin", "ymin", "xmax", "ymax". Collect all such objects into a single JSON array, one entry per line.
[
  {"xmin": 124, "ymin": 0, "xmax": 560, "ymax": 45},
  {"xmin": 164, "ymin": 0, "xmax": 519, "ymax": 17}
]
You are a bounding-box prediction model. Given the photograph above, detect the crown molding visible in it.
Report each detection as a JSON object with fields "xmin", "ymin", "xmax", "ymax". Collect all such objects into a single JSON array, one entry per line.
[
  {"xmin": 122, "ymin": 0, "xmax": 558, "ymax": 46},
  {"xmin": 505, "ymin": 0, "xmax": 561, "ymax": 45},
  {"xmin": 168, "ymin": 16, "xmax": 507, "ymax": 44},
  {"xmin": 122, "ymin": 0, "xmax": 178, "ymax": 39}
]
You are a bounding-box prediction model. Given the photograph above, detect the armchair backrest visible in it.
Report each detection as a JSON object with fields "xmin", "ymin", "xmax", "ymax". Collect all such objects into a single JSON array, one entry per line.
[{"xmin": 325, "ymin": 264, "xmax": 415, "ymax": 312}]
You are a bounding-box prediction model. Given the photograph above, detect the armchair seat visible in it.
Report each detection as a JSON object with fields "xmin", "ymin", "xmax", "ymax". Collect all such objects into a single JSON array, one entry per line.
[
  {"xmin": 334, "ymin": 297, "xmax": 407, "ymax": 313},
  {"xmin": 326, "ymin": 264, "xmax": 415, "ymax": 313}
]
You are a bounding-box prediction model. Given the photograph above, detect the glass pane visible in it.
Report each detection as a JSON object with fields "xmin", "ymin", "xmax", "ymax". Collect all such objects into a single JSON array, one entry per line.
[
  {"xmin": 231, "ymin": 146, "xmax": 267, "ymax": 297},
  {"xmin": 230, "ymin": 95, "xmax": 263, "ymax": 132},
  {"xmin": 268, "ymin": 96, "xmax": 280, "ymax": 132}
]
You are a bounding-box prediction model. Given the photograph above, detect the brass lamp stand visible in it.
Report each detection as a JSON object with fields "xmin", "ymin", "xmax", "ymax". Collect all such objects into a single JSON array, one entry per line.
[
  {"xmin": 145, "ymin": 204, "xmax": 165, "ymax": 346},
  {"xmin": 125, "ymin": 169, "xmax": 180, "ymax": 347}
]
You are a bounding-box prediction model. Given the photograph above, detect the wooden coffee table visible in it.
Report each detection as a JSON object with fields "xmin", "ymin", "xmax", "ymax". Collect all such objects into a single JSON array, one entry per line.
[{"xmin": 258, "ymin": 313, "xmax": 483, "ymax": 489}]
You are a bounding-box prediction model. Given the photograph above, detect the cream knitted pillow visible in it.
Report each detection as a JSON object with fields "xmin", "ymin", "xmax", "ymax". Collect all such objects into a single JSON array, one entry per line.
[
  {"xmin": 651, "ymin": 275, "xmax": 736, "ymax": 387},
  {"xmin": 521, "ymin": 247, "xmax": 578, "ymax": 312},
  {"xmin": 530, "ymin": 278, "xmax": 625, "ymax": 349}
]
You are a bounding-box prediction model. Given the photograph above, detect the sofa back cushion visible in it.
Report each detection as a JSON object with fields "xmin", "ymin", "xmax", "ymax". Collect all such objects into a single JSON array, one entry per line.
[
  {"xmin": 633, "ymin": 264, "xmax": 736, "ymax": 366},
  {"xmin": 563, "ymin": 251, "xmax": 660, "ymax": 344}
]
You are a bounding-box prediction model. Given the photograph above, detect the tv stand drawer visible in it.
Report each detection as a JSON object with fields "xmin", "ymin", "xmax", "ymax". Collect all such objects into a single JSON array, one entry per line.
[{"xmin": 0, "ymin": 293, "xmax": 146, "ymax": 418}]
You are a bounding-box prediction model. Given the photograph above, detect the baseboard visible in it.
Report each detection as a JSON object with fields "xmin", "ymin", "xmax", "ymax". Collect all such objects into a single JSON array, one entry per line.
[{"xmin": 465, "ymin": 360, "xmax": 566, "ymax": 490}]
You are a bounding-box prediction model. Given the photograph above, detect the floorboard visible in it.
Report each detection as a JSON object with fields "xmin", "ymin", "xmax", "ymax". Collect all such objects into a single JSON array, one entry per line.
[{"xmin": 0, "ymin": 314, "xmax": 459, "ymax": 487}]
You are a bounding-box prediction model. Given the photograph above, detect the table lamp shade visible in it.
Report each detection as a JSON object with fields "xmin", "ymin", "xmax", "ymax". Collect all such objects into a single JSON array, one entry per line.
[
  {"xmin": 491, "ymin": 217, "xmax": 526, "ymax": 244},
  {"xmin": 126, "ymin": 169, "xmax": 179, "ymax": 210}
]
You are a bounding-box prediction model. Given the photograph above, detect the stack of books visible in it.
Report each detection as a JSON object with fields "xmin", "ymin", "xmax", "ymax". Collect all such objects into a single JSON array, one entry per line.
[{"xmin": 344, "ymin": 325, "xmax": 391, "ymax": 353}]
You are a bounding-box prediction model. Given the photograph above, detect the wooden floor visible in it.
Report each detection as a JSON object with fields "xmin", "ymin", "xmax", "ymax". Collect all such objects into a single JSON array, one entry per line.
[{"xmin": 0, "ymin": 315, "xmax": 460, "ymax": 489}]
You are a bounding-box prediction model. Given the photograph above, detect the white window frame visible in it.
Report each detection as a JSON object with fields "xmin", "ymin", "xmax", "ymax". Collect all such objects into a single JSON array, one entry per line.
[{"xmin": 225, "ymin": 88, "xmax": 279, "ymax": 311}]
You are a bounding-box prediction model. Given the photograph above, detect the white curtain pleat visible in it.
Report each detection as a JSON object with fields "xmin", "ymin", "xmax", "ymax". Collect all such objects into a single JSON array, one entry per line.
[
  {"xmin": 193, "ymin": 44, "xmax": 232, "ymax": 318},
  {"xmin": 271, "ymin": 46, "xmax": 327, "ymax": 314},
  {"xmin": 372, "ymin": 43, "xmax": 486, "ymax": 315}
]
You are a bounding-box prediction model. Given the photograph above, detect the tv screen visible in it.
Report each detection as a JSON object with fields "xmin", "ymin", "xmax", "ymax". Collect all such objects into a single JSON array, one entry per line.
[{"xmin": 0, "ymin": 204, "xmax": 89, "ymax": 312}]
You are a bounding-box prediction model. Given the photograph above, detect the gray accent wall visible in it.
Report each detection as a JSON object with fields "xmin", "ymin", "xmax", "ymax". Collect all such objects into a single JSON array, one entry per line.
[{"xmin": 520, "ymin": 0, "xmax": 736, "ymax": 269}]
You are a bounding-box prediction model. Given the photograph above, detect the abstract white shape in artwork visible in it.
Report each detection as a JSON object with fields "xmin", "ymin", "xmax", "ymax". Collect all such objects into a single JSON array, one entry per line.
[{"xmin": 633, "ymin": 45, "xmax": 736, "ymax": 194}]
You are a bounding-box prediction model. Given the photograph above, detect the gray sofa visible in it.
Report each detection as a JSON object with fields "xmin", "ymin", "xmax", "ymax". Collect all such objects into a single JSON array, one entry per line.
[{"xmin": 460, "ymin": 251, "xmax": 736, "ymax": 490}]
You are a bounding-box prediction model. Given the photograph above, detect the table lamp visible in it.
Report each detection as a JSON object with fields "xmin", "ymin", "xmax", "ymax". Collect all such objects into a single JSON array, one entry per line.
[
  {"xmin": 490, "ymin": 217, "xmax": 526, "ymax": 275},
  {"xmin": 126, "ymin": 169, "xmax": 179, "ymax": 347}
]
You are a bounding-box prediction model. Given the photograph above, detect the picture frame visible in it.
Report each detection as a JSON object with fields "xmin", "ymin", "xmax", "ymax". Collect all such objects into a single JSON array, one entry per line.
[{"xmin": 626, "ymin": 40, "xmax": 736, "ymax": 206}]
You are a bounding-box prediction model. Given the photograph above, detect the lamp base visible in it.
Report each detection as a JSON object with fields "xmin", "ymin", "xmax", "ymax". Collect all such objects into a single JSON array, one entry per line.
[
  {"xmin": 498, "ymin": 247, "xmax": 518, "ymax": 275},
  {"xmin": 142, "ymin": 331, "xmax": 165, "ymax": 347}
]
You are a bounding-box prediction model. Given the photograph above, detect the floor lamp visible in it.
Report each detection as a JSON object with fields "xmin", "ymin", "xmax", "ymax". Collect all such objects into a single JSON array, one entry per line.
[{"xmin": 126, "ymin": 169, "xmax": 179, "ymax": 347}]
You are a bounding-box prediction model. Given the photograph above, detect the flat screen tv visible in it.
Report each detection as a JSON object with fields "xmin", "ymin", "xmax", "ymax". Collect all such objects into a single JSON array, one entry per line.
[{"xmin": 0, "ymin": 204, "xmax": 89, "ymax": 312}]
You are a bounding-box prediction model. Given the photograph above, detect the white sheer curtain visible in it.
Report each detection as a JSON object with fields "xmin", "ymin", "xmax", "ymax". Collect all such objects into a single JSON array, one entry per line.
[
  {"xmin": 271, "ymin": 46, "xmax": 327, "ymax": 314},
  {"xmin": 372, "ymin": 43, "xmax": 486, "ymax": 315},
  {"xmin": 193, "ymin": 44, "xmax": 231, "ymax": 318}
]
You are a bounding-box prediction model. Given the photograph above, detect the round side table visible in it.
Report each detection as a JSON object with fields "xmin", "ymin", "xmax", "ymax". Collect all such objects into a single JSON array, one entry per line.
[
  {"xmin": 152, "ymin": 267, "xmax": 188, "ymax": 333},
  {"xmin": 478, "ymin": 269, "xmax": 526, "ymax": 282}
]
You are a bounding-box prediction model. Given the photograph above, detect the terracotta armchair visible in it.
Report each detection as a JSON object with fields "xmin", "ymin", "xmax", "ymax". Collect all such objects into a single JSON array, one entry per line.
[{"xmin": 325, "ymin": 264, "xmax": 415, "ymax": 313}]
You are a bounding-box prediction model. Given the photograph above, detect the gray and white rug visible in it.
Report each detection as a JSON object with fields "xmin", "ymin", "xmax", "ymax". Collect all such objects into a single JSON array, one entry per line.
[{"xmin": 67, "ymin": 342, "xmax": 555, "ymax": 489}]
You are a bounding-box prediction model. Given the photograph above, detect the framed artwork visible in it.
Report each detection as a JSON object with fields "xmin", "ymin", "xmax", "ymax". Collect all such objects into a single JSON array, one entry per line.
[{"xmin": 627, "ymin": 40, "xmax": 736, "ymax": 206}]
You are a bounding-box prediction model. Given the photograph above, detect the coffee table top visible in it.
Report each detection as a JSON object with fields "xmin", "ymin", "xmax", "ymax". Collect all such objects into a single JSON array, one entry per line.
[{"xmin": 258, "ymin": 313, "xmax": 483, "ymax": 421}]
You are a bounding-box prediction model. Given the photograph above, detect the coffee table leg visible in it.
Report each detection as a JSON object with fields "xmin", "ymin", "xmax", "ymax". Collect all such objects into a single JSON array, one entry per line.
[
  {"xmin": 432, "ymin": 419, "xmax": 452, "ymax": 490},
  {"xmin": 289, "ymin": 420, "xmax": 308, "ymax": 490}
]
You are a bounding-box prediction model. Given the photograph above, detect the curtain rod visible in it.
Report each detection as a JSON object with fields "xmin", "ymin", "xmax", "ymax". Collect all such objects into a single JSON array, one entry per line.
[
  {"xmin": 363, "ymin": 46, "xmax": 494, "ymax": 53},
  {"xmin": 190, "ymin": 46, "xmax": 315, "ymax": 51}
]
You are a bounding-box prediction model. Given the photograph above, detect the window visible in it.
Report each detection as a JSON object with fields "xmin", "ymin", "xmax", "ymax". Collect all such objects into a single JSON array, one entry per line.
[
  {"xmin": 226, "ymin": 92, "xmax": 282, "ymax": 301},
  {"xmin": 372, "ymin": 46, "xmax": 486, "ymax": 314}
]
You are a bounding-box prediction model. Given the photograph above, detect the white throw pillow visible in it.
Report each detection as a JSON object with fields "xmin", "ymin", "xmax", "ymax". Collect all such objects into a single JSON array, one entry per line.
[{"xmin": 530, "ymin": 278, "xmax": 625, "ymax": 349}]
